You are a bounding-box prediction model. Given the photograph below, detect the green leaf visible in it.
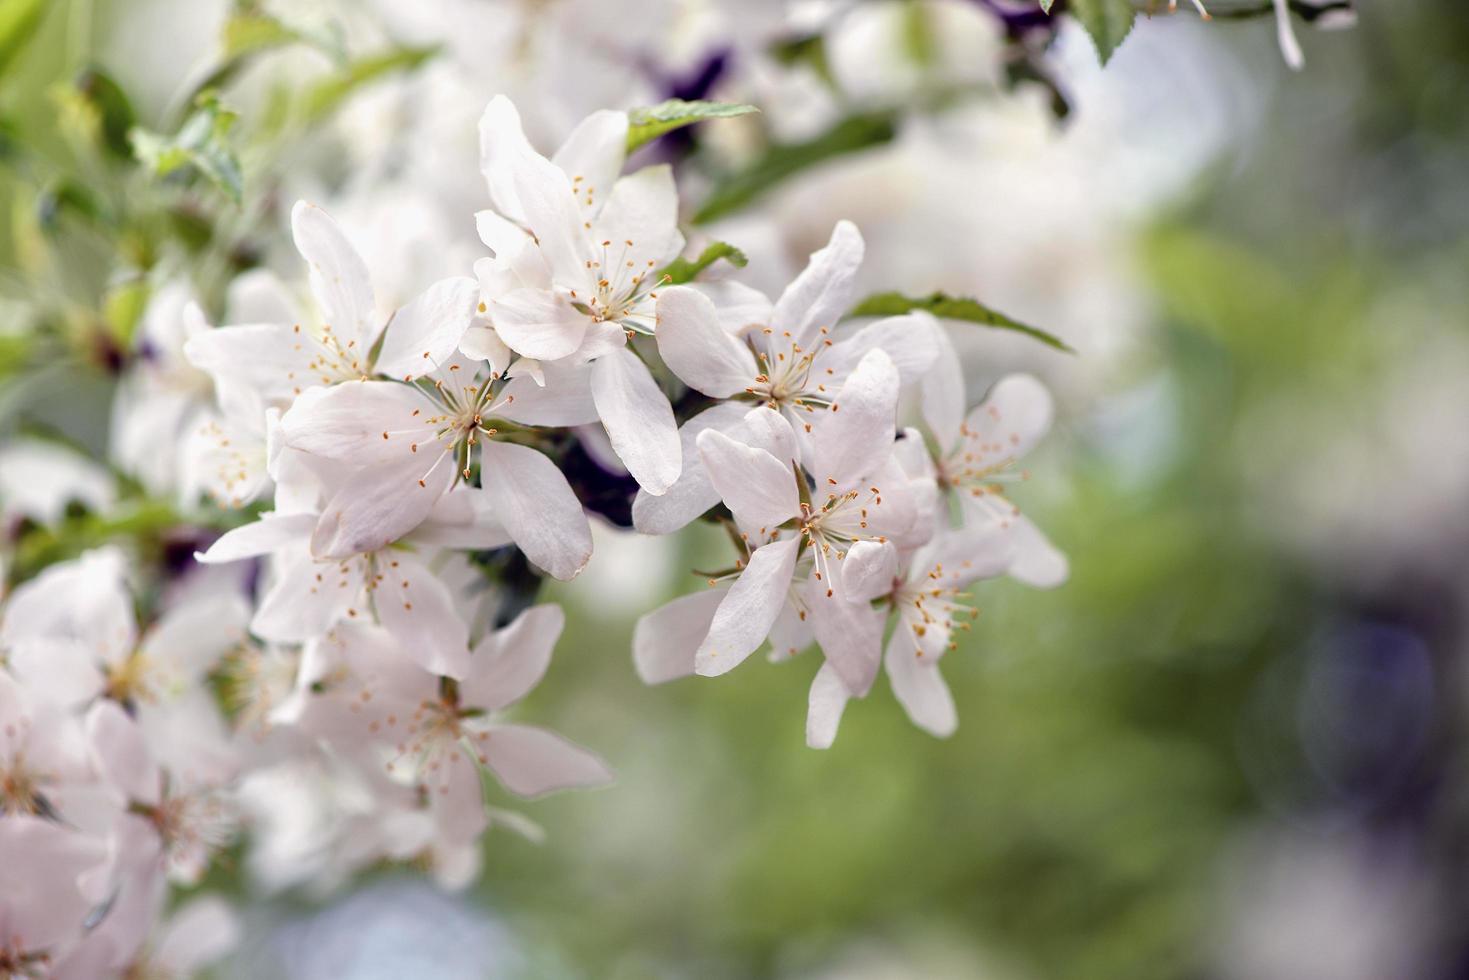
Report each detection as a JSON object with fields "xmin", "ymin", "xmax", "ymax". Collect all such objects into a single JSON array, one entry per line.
[
  {"xmin": 222, "ymin": 10, "xmax": 344, "ymax": 62},
  {"xmin": 0, "ymin": 0, "xmax": 46, "ymax": 79},
  {"xmin": 130, "ymin": 92, "xmax": 243, "ymax": 203},
  {"xmin": 625, "ymin": 99, "xmax": 758, "ymax": 153},
  {"xmin": 847, "ymin": 292, "xmax": 1074, "ymax": 352},
  {"xmin": 300, "ymin": 45, "xmax": 438, "ymax": 123},
  {"xmin": 1039, "ymin": 0, "xmax": 1056, "ymax": 12},
  {"xmin": 1069, "ymin": 0, "xmax": 1137, "ymax": 64},
  {"xmin": 658, "ymin": 241, "xmax": 748, "ymax": 285},
  {"xmin": 693, "ymin": 111, "xmax": 898, "ymax": 224},
  {"xmin": 36, "ymin": 178, "xmax": 104, "ymax": 231},
  {"xmin": 72, "ymin": 68, "xmax": 137, "ymax": 160}
]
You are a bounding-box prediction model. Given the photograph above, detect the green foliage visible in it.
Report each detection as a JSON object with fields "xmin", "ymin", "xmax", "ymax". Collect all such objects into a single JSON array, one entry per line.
[
  {"xmin": 190, "ymin": 8, "xmax": 346, "ymax": 99},
  {"xmin": 1070, "ymin": 0, "xmax": 1138, "ymax": 64},
  {"xmin": 0, "ymin": 0, "xmax": 46, "ymax": 79},
  {"xmin": 70, "ymin": 68, "xmax": 137, "ymax": 161},
  {"xmin": 130, "ymin": 91, "xmax": 243, "ymax": 203},
  {"xmin": 300, "ymin": 45, "xmax": 438, "ymax": 124},
  {"xmin": 625, "ymin": 99, "xmax": 759, "ymax": 153},
  {"xmin": 848, "ymin": 291, "xmax": 1074, "ymax": 352},
  {"xmin": 693, "ymin": 111, "xmax": 899, "ymax": 224},
  {"xmin": 1040, "ymin": 0, "xmax": 1056, "ymax": 12},
  {"xmin": 658, "ymin": 241, "xmax": 748, "ymax": 285}
]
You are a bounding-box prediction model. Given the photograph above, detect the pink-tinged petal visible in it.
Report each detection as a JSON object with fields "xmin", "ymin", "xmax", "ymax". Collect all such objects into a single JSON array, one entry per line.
[
  {"xmin": 183, "ymin": 323, "xmax": 314, "ymax": 403},
  {"xmin": 920, "ymin": 326, "xmax": 966, "ymax": 450},
  {"xmin": 0, "ymin": 817, "xmax": 109, "ymax": 950},
  {"xmin": 829, "ymin": 311, "xmax": 941, "ymax": 386},
  {"xmin": 477, "ymin": 97, "xmax": 590, "ymax": 284},
  {"xmin": 291, "ymin": 201, "xmax": 377, "ymax": 349},
  {"xmin": 550, "ymin": 109, "xmax": 628, "ymax": 220},
  {"xmin": 655, "ymin": 286, "xmax": 756, "ymax": 398},
  {"xmin": 841, "ymin": 540, "xmax": 899, "ymax": 603},
  {"xmin": 497, "ymin": 358, "xmax": 600, "ymax": 427},
  {"xmin": 489, "ymin": 288, "xmax": 588, "ymax": 361},
  {"xmin": 279, "ymin": 380, "xmax": 431, "ymax": 466},
  {"xmin": 631, "ymin": 402, "xmax": 747, "ymax": 535},
  {"xmin": 432, "ymin": 754, "xmax": 489, "ymax": 844},
  {"xmin": 885, "ymin": 633, "xmax": 957, "ymax": 738},
  {"xmin": 155, "ymin": 896, "xmax": 239, "ymax": 975},
  {"xmin": 478, "ymin": 441, "xmax": 592, "ymax": 581},
  {"xmin": 143, "ymin": 593, "xmax": 250, "ymax": 684},
  {"xmin": 251, "ymin": 545, "xmax": 352, "ymax": 642},
  {"xmin": 770, "ymin": 220, "xmax": 864, "ymax": 347},
  {"xmin": 695, "ymin": 536, "xmax": 801, "ymax": 677},
  {"xmin": 86, "ymin": 700, "xmax": 159, "ymax": 806},
  {"xmin": 696, "ymin": 428, "xmax": 800, "ymax": 532},
  {"xmin": 961, "ymin": 373, "xmax": 1054, "ymax": 466},
  {"xmin": 310, "ymin": 455, "xmax": 453, "ymax": 559},
  {"xmin": 195, "ymin": 512, "xmax": 315, "ymax": 564},
  {"xmin": 916, "ymin": 523, "xmax": 1015, "ymax": 590},
  {"xmin": 225, "ymin": 267, "xmax": 298, "ymax": 324},
  {"xmin": 375, "ymin": 277, "xmax": 480, "ymax": 381},
  {"xmin": 7, "ymin": 639, "xmax": 105, "ymax": 708},
  {"xmin": 806, "ymin": 662, "xmax": 852, "ymax": 750},
  {"xmin": 738, "ymin": 405, "xmax": 800, "ymax": 466},
  {"xmin": 809, "ymin": 590, "xmax": 885, "ymax": 696},
  {"xmin": 590, "ymin": 347, "xmax": 681, "ymax": 495},
  {"xmin": 591, "ymin": 165, "xmax": 684, "ymax": 268},
  {"xmin": 481, "ymin": 724, "xmax": 613, "ymax": 799},
  {"xmin": 375, "ymin": 553, "xmax": 471, "ymax": 679},
  {"xmin": 812, "ymin": 347, "xmax": 899, "ymax": 489},
  {"xmin": 411, "ymin": 488, "xmax": 513, "ymax": 550},
  {"xmin": 767, "ymin": 602, "xmax": 814, "ymax": 662},
  {"xmin": 463, "ymin": 604, "xmax": 563, "ymax": 710},
  {"xmin": 1007, "ymin": 514, "xmax": 1069, "ymax": 589},
  {"xmin": 633, "ymin": 588, "xmax": 725, "ymax": 684}
]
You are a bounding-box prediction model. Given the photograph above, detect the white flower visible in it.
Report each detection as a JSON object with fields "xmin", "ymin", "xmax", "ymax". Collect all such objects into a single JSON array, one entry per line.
[
  {"xmin": 921, "ymin": 330, "xmax": 1068, "ymax": 588},
  {"xmin": 0, "ymin": 816, "xmax": 108, "ymax": 975},
  {"xmin": 473, "ymin": 96, "xmax": 683, "ymax": 494}
]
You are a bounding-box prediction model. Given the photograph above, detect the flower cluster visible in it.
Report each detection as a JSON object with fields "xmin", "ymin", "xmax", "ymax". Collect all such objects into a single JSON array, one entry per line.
[{"xmin": 0, "ymin": 93, "xmax": 1064, "ymax": 973}]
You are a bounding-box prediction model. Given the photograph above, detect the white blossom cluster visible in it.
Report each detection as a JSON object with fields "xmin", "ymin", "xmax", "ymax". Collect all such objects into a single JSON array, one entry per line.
[{"xmin": 0, "ymin": 92, "xmax": 1065, "ymax": 975}]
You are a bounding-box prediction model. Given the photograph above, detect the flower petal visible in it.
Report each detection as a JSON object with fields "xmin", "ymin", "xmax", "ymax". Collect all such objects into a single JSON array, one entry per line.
[
  {"xmin": 655, "ymin": 286, "xmax": 757, "ymax": 398},
  {"xmin": 961, "ymin": 373, "xmax": 1054, "ymax": 467},
  {"xmin": 375, "ymin": 553, "xmax": 472, "ymax": 679},
  {"xmin": 291, "ymin": 201, "xmax": 377, "ymax": 349},
  {"xmin": 591, "ymin": 164, "xmax": 684, "ymax": 269},
  {"xmin": 482, "ymin": 724, "xmax": 613, "ymax": 798},
  {"xmin": 1006, "ymin": 514, "xmax": 1069, "ymax": 589},
  {"xmin": 885, "ymin": 633, "xmax": 957, "ymax": 738},
  {"xmin": 770, "ymin": 220, "xmax": 864, "ymax": 347},
  {"xmin": 478, "ymin": 441, "xmax": 592, "ymax": 581},
  {"xmin": 633, "ymin": 587, "xmax": 726, "ymax": 684},
  {"xmin": 809, "ymin": 588, "xmax": 885, "ymax": 696},
  {"xmin": 86, "ymin": 699, "xmax": 159, "ymax": 805},
  {"xmin": 806, "ymin": 661, "xmax": 852, "ymax": 750},
  {"xmin": 841, "ymin": 539, "xmax": 899, "ymax": 603},
  {"xmin": 488, "ymin": 287, "xmax": 588, "ymax": 361},
  {"xmin": 550, "ymin": 109, "xmax": 628, "ymax": 220},
  {"xmin": 812, "ymin": 347, "xmax": 899, "ymax": 488},
  {"xmin": 589, "ymin": 346, "xmax": 681, "ymax": 495},
  {"xmin": 462, "ymin": 603, "xmax": 563, "ymax": 710},
  {"xmin": 375, "ymin": 277, "xmax": 480, "ymax": 381},
  {"xmin": 696, "ymin": 428, "xmax": 799, "ymax": 532},
  {"xmin": 921, "ymin": 325, "xmax": 965, "ymax": 450},
  {"xmin": 195, "ymin": 512, "xmax": 316, "ymax": 563},
  {"xmin": 695, "ymin": 536, "xmax": 800, "ymax": 676},
  {"xmin": 631, "ymin": 402, "xmax": 747, "ymax": 535}
]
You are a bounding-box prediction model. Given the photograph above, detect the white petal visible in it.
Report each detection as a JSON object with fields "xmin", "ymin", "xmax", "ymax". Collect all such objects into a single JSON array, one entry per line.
[
  {"xmin": 376, "ymin": 555, "xmax": 471, "ymax": 679},
  {"xmin": 251, "ymin": 546, "xmax": 351, "ymax": 642},
  {"xmin": 921, "ymin": 325, "xmax": 965, "ymax": 450},
  {"xmin": 6, "ymin": 639, "xmax": 105, "ymax": 708},
  {"xmin": 841, "ymin": 540, "xmax": 899, "ymax": 603},
  {"xmin": 310, "ymin": 455, "xmax": 452, "ymax": 559},
  {"xmin": 1007, "ymin": 514, "xmax": 1069, "ymax": 589},
  {"xmin": 589, "ymin": 346, "xmax": 681, "ymax": 495},
  {"xmin": 885, "ymin": 633, "xmax": 957, "ymax": 738},
  {"xmin": 830, "ymin": 311, "xmax": 941, "ymax": 385},
  {"xmin": 809, "ymin": 589, "xmax": 885, "ymax": 696},
  {"xmin": 462, "ymin": 604, "xmax": 562, "ymax": 710},
  {"xmin": 812, "ymin": 347, "xmax": 899, "ymax": 488},
  {"xmin": 961, "ymin": 373, "xmax": 1054, "ymax": 466},
  {"xmin": 489, "ymin": 288, "xmax": 588, "ymax": 361},
  {"xmin": 478, "ymin": 441, "xmax": 592, "ymax": 581},
  {"xmin": 633, "ymin": 587, "xmax": 725, "ymax": 684},
  {"xmin": 459, "ymin": 324, "xmax": 512, "ymax": 376},
  {"xmin": 481, "ymin": 724, "xmax": 613, "ymax": 798},
  {"xmin": 691, "ymin": 280, "xmax": 773, "ymax": 335},
  {"xmin": 411, "ymin": 487, "xmax": 514, "ymax": 550},
  {"xmin": 696, "ymin": 428, "xmax": 799, "ymax": 531},
  {"xmin": 195, "ymin": 512, "xmax": 315, "ymax": 563},
  {"xmin": 590, "ymin": 165, "xmax": 684, "ymax": 268},
  {"xmin": 474, "ymin": 209, "xmax": 530, "ymax": 257},
  {"xmin": 291, "ymin": 201, "xmax": 377, "ymax": 348},
  {"xmin": 550, "ymin": 109, "xmax": 628, "ymax": 220},
  {"xmin": 770, "ymin": 220, "xmax": 864, "ymax": 346},
  {"xmin": 737, "ymin": 406, "xmax": 800, "ymax": 467},
  {"xmin": 496, "ymin": 359, "xmax": 601, "ymax": 426},
  {"xmin": 375, "ymin": 277, "xmax": 480, "ymax": 381},
  {"xmin": 631, "ymin": 402, "xmax": 747, "ymax": 535},
  {"xmin": 806, "ymin": 661, "xmax": 852, "ymax": 750},
  {"xmin": 183, "ymin": 323, "xmax": 311, "ymax": 404},
  {"xmin": 86, "ymin": 699, "xmax": 159, "ymax": 805},
  {"xmin": 695, "ymin": 537, "xmax": 800, "ymax": 676},
  {"xmin": 655, "ymin": 286, "xmax": 756, "ymax": 398},
  {"xmin": 279, "ymin": 381, "xmax": 431, "ymax": 466},
  {"xmin": 143, "ymin": 593, "xmax": 249, "ymax": 684}
]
